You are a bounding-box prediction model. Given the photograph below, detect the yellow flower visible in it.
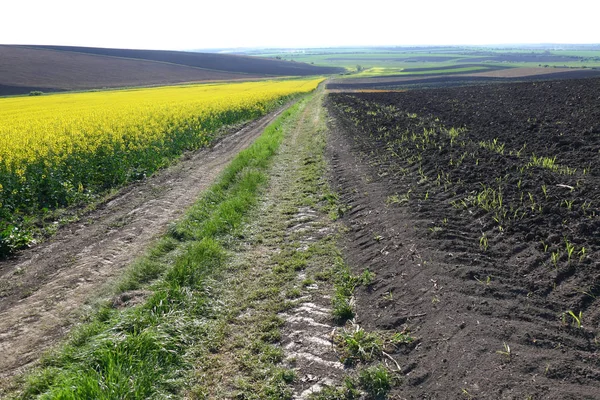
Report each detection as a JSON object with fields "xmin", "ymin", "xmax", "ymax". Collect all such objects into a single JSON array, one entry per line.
[{"xmin": 0, "ymin": 78, "xmax": 322, "ymax": 209}]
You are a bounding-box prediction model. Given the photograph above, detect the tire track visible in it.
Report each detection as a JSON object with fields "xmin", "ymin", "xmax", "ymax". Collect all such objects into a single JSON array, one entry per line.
[{"xmin": 0, "ymin": 107, "xmax": 289, "ymax": 383}]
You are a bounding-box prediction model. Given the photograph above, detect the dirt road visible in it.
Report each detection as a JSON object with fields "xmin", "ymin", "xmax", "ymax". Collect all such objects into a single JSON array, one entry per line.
[{"xmin": 0, "ymin": 107, "xmax": 288, "ymax": 383}]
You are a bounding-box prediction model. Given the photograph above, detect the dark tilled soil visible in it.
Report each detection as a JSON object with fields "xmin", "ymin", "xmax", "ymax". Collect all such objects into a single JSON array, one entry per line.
[
  {"xmin": 466, "ymin": 54, "xmax": 581, "ymax": 63},
  {"xmin": 327, "ymin": 70, "xmax": 600, "ymax": 92},
  {"xmin": 23, "ymin": 45, "xmax": 343, "ymax": 77},
  {"xmin": 0, "ymin": 45, "xmax": 343, "ymax": 96},
  {"xmin": 0, "ymin": 45, "xmax": 263, "ymax": 95},
  {"xmin": 325, "ymin": 56, "xmax": 459, "ymax": 62},
  {"xmin": 325, "ymin": 78, "xmax": 600, "ymax": 399},
  {"xmin": 400, "ymin": 64, "xmax": 508, "ymax": 73}
]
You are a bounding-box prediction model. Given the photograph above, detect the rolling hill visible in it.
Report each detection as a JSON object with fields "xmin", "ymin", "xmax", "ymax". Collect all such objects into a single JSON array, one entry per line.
[{"xmin": 0, "ymin": 45, "xmax": 342, "ymax": 95}]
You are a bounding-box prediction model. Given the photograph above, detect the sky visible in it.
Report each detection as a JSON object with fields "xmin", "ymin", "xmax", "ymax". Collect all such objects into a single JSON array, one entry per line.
[{"xmin": 2, "ymin": 0, "xmax": 598, "ymax": 50}]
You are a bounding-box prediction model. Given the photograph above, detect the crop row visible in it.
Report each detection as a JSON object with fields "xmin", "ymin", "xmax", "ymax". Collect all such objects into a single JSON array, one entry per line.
[
  {"xmin": 0, "ymin": 78, "xmax": 322, "ymax": 254},
  {"xmin": 328, "ymin": 93, "xmax": 598, "ymax": 285}
]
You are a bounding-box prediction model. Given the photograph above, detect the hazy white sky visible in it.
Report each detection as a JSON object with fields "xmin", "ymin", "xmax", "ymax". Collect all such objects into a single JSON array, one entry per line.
[{"xmin": 2, "ymin": 0, "xmax": 598, "ymax": 50}]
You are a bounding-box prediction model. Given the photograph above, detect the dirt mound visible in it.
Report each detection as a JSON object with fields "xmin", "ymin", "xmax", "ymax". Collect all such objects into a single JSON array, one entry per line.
[{"xmin": 325, "ymin": 78, "xmax": 600, "ymax": 398}]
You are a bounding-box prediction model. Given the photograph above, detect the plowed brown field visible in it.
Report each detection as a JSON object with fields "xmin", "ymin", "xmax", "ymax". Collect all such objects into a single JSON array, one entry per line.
[{"xmin": 326, "ymin": 78, "xmax": 600, "ymax": 399}]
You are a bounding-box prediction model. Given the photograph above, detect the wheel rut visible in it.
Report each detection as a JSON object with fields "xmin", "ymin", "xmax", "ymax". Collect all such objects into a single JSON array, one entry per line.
[{"xmin": 0, "ymin": 107, "xmax": 288, "ymax": 383}]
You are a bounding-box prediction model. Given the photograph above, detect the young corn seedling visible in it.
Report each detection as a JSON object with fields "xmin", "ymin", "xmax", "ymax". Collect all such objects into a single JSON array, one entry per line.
[
  {"xmin": 578, "ymin": 247, "xmax": 587, "ymax": 262},
  {"xmin": 529, "ymin": 154, "xmax": 558, "ymax": 171},
  {"xmin": 575, "ymin": 287, "xmax": 596, "ymax": 300},
  {"xmin": 581, "ymin": 201, "xmax": 591, "ymax": 215},
  {"xmin": 562, "ymin": 199, "xmax": 574, "ymax": 211},
  {"xmin": 551, "ymin": 250, "xmax": 561, "ymax": 269},
  {"xmin": 475, "ymin": 275, "xmax": 492, "ymax": 286},
  {"xmin": 493, "ymin": 214, "xmax": 502, "ymax": 226},
  {"xmin": 562, "ymin": 310, "xmax": 583, "ymax": 328},
  {"xmin": 496, "ymin": 341, "xmax": 511, "ymax": 361},
  {"xmin": 564, "ymin": 238, "xmax": 576, "ymax": 263},
  {"xmin": 541, "ymin": 184, "xmax": 548, "ymax": 199},
  {"xmin": 528, "ymin": 192, "xmax": 536, "ymax": 212},
  {"xmin": 479, "ymin": 232, "xmax": 488, "ymax": 252}
]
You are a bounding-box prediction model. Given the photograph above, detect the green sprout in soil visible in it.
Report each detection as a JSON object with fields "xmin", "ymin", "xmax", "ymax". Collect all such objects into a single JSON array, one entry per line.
[
  {"xmin": 562, "ymin": 310, "xmax": 583, "ymax": 328},
  {"xmin": 385, "ymin": 194, "xmax": 401, "ymax": 205},
  {"xmin": 479, "ymin": 232, "xmax": 489, "ymax": 252},
  {"xmin": 562, "ymin": 199, "xmax": 574, "ymax": 211},
  {"xmin": 429, "ymin": 226, "xmax": 443, "ymax": 234},
  {"xmin": 581, "ymin": 201, "xmax": 592, "ymax": 215},
  {"xmin": 462, "ymin": 388, "xmax": 474, "ymax": 399},
  {"xmin": 360, "ymin": 269, "xmax": 375, "ymax": 286},
  {"xmin": 575, "ymin": 287, "xmax": 596, "ymax": 300},
  {"xmin": 578, "ymin": 247, "xmax": 587, "ymax": 262},
  {"xmin": 475, "ymin": 275, "xmax": 492, "ymax": 286},
  {"xmin": 496, "ymin": 341, "xmax": 511, "ymax": 361},
  {"xmin": 479, "ymin": 138, "xmax": 505, "ymax": 155},
  {"xmin": 528, "ymin": 192, "xmax": 536, "ymax": 212},
  {"xmin": 529, "ymin": 154, "xmax": 558, "ymax": 171},
  {"xmin": 515, "ymin": 143, "xmax": 527, "ymax": 157},
  {"xmin": 551, "ymin": 250, "xmax": 561, "ymax": 269},
  {"xmin": 564, "ymin": 238, "xmax": 576, "ymax": 263}
]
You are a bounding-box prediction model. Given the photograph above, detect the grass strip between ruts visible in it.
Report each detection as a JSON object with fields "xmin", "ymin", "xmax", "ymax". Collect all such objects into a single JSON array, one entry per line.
[{"xmin": 15, "ymin": 95, "xmax": 311, "ymax": 400}]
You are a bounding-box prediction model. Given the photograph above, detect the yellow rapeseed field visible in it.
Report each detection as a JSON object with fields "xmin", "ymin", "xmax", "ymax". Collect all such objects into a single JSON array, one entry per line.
[{"xmin": 0, "ymin": 78, "xmax": 322, "ymax": 252}]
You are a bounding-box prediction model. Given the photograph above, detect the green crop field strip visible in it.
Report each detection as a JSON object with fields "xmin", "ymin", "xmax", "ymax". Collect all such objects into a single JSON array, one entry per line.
[{"xmin": 246, "ymin": 46, "xmax": 600, "ymax": 77}]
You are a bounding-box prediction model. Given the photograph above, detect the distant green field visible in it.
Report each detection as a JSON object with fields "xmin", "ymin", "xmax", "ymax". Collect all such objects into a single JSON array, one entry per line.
[
  {"xmin": 244, "ymin": 46, "xmax": 600, "ymax": 77},
  {"xmin": 550, "ymin": 50, "xmax": 600, "ymax": 58}
]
